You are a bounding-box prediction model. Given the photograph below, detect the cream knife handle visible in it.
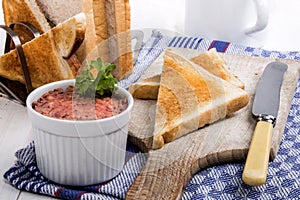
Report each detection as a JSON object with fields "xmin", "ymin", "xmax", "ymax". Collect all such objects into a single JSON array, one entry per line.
[{"xmin": 242, "ymin": 120, "xmax": 273, "ymax": 186}]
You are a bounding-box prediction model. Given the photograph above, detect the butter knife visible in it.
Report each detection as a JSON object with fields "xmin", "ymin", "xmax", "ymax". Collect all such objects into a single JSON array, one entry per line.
[{"xmin": 242, "ymin": 61, "xmax": 288, "ymax": 186}]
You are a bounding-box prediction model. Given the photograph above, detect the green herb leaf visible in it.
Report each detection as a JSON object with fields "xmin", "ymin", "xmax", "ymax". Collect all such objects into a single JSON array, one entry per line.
[{"xmin": 75, "ymin": 58, "xmax": 118, "ymax": 97}]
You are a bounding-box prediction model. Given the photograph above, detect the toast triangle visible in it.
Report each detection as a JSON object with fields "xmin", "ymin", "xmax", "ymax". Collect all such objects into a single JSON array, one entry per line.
[
  {"xmin": 2, "ymin": 0, "xmax": 51, "ymax": 43},
  {"xmin": 190, "ymin": 48, "xmax": 245, "ymax": 89},
  {"xmin": 152, "ymin": 50, "xmax": 249, "ymax": 149},
  {"xmin": 129, "ymin": 48, "xmax": 245, "ymax": 99},
  {"xmin": 0, "ymin": 13, "xmax": 86, "ymax": 88},
  {"xmin": 128, "ymin": 74, "xmax": 160, "ymax": 99}
]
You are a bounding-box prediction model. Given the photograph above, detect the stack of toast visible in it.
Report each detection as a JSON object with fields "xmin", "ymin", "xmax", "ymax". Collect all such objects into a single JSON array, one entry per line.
[
  {"xmin": 129, "ymin": 48, "xmax": 249, "ymax": 149},
  {"xmin": 0, "ymin": 0, "xmax": 133, "ymax": 91}
]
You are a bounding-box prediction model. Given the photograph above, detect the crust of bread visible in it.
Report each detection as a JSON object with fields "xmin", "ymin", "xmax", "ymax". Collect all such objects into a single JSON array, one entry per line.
[
  {"xmin": 129, "ymin": 48, "xmax": 245, "ymax": 100},
  {"xmin": 152, "ymin": 50, "xmax": 249, "ymax": 149},
  {"xmin": 0, "ymin": 13, "xmax": 86, "ymax": 88}
]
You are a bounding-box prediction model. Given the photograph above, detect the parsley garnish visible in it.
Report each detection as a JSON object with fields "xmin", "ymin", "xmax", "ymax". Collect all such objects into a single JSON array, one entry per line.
[{"xmin": 75, "ymin": 58, "xmax": 118, "ymax": 97}]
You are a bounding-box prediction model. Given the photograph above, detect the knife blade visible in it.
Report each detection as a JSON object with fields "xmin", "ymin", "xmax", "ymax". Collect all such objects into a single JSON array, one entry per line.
[{"xmin": 242, "ymin": 61, "xmax": 288, "ymax": 186}]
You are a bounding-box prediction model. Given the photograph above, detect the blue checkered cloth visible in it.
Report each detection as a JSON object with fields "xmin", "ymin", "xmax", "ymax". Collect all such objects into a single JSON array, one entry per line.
[{"xmin": 4, "ymin": 30, "xmax": 300, "ymax": 199}]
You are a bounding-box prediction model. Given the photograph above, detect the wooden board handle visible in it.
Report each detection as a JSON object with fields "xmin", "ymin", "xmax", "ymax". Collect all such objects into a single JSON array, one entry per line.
[{"xmin": 242, "ymin": 120, "xmax": 273, "ymax": 186}]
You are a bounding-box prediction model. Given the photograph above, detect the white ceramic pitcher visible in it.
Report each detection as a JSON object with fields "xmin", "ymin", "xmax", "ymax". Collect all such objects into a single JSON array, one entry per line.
[{"xmin": 184, "ymin": 0, "xmax": 269, "ymax": 47}]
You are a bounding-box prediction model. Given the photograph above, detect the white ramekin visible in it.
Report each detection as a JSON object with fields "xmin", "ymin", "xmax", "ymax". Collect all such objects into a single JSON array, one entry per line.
[{"xmin": 26, "ymin": 79, "xmax": 134, "ymax": 186}]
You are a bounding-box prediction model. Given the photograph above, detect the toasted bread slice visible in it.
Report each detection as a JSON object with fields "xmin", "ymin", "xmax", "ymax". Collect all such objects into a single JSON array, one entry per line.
[
  {"xmin": 128, "ymin": 75, "xmax": 161, "ymax": 99},
  {"xmin": 36, "ymin": 0, "xmax": 82, "ymax": 26},
  {"xmin": 78, "ymin": 0, "xmax": 100, "ymax": 62},
  {"xmin": 3, "ymin": 0, "xmax": 133, "ymax": 80},
  {"xmin": 83, "ymin": 0, "xmax": 132, "ymax": 80},
  {"xmin": 0, "ymin": 13, "xmax": 86, "ymax": 88},
  {"xmin": 190, "ymin": 48, "xmax": 244, "ymax": 89},
  {"xmin": 104, "ymin": 0, "xmax": 133, "ymax": 80},
  {"xmin": 152, "ymin": 50, "xmax": 249, "ymax": 149},
  {"xmin": 2, "ymin": 0, "xmax": 51, "ymax": 43},
  {"xmin": 129, "ymin": 48, "xmax": 245, "ymax": 99}
]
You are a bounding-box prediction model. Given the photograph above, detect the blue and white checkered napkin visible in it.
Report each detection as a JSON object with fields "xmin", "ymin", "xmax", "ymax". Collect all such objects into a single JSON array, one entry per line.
[{"xmin": 4, "ymin": 30, "xmax": 300, "ymax": 199}]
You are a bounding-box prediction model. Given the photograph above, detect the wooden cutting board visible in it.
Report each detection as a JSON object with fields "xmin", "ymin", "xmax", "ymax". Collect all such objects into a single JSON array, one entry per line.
[{"xmin": 126, "ymin": 48, "xmax": 300, "ymax": 200}]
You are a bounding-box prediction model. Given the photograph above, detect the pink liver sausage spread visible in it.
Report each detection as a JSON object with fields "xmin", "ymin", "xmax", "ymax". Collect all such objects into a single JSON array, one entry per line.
[{"xmin": 32, "ymin": 85, "xmax": 128, "ymax": 120}]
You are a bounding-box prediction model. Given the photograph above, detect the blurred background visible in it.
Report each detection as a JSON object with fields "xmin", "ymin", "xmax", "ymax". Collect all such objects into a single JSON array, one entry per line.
[
  {"xmin": 129, "ymin": 0, "xmax": 300, "ymax": 51},
  {"xmin": 1, "ymin": 0, "xmax": 300, "ymax": 53}
]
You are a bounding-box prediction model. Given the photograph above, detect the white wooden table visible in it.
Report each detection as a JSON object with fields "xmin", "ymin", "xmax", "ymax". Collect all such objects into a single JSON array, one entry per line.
[
  {"xmin": 1, "ymin": 0, "xmax": 300, "ymax": 199},
  {"xmin": 0, "ymin": 98, "xmax": 55, "ymax": 199}
]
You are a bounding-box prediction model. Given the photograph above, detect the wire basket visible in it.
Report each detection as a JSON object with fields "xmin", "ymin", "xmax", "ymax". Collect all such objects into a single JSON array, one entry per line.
[{"xmin": 0, "ymin": 22, "xmax": 40, "ymax": 105}]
